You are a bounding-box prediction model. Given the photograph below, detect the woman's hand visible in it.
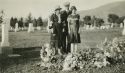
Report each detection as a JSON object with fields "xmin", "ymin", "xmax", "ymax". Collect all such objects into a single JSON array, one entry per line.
[{"xmin": 50, "ymin": 28, "xmax": 53, "ymax": 33}]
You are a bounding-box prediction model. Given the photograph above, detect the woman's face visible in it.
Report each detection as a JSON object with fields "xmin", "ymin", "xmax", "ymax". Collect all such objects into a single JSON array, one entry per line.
[
  {"xmin": 72, "ymin": 9, "xmax": 76, "ymax": 14},
  {"xmin": 55, "ymin": 10, "xmax": 60, "ymax": 15}
]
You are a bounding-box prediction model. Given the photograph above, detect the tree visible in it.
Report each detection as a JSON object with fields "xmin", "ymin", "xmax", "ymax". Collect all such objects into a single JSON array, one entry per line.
[
  {"xmin": 91, "ymin": 16, "xmax": 97, "ymax": 26},
  {"xmin": 116, "ymin": 16, "xmax": 125, "ymax": 24},
  {"xmin": 37, "ymin": 17, "xmax": 43, "ymax": 26},
  {"xmin": 18, "ymin": 17, "xmax": 24, "ymax": 28},
  {"xmin": 27, "ymin": 12, "xmax": 33, "ymax": 23},
  {"xmin": 83, "ymin": 16, "xmax": 91, "ymax": 25},
  {"xmin": 0, "ymin": 10, "xmax": 4, "ymax": 24},
  {"xmin": 24, "ymin": 18, "xmax": 29, "ymax": 27},
  {"xmin": 108, "ymin": 14, "xmax": 119, "ymax": 24},
  {"xmin": 10, "ymin": 17, "xmax": 14, "ymax": 28},
  {"xmin": 95, "ymin": 18, "xmax": 104, "ymax": 27},
  {"xmin": 33, "ymin": 18, "xmax": 37, "ymax": 27},
  {"xmin": 13, "ymin": 18, "xmax": 18, "ymax": 28}
]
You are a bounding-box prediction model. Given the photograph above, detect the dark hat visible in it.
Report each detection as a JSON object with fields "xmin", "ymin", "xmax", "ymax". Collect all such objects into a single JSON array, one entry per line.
[
  {"xmin": 71, "ymin": 6, "xmax": 77, "ymax": 11},
  {"xmin": 55, "ymin": 5, "xmax": 62, "ymax": 11},
  {"xmin": 64, "ymin": 2, "xmax": 70, "ymax": 7}
]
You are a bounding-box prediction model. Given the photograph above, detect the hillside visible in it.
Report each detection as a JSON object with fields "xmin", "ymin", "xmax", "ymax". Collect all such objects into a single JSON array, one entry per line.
[{"xmin": 78, "ymin": 1, "xmax": 125, "ymax": 21}]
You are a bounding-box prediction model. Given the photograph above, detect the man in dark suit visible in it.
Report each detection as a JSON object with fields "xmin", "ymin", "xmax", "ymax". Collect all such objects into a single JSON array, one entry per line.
[{"xmin": 61, "ymin": 2, "xmax": 72, "ymax": 54}]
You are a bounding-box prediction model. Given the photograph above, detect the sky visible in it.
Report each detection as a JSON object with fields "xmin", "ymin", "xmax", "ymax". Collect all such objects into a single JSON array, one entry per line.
[{"xmin": 0, "ymin": 0, "xmax": 124, "ymax": 19}]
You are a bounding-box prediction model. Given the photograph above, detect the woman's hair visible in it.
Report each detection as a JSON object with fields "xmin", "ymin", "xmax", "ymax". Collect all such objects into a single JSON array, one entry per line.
[{"xmin": 71, "ymin": 6, "xmax": 77, "ymax": 11}]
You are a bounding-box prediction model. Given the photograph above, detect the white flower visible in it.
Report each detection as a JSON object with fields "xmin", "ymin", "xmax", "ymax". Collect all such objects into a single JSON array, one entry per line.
[
  {"xmin": 94, "ymin": 61, "xmax": 103, "ymax": 68},
  {"xmin": 104, "ymin": 52, "xmax": 111, "ymax": 57},
  {"xmin": 103, "ymin": 58, "xmax": 110, "ymax": 66},
  {"xmin": 62, "ymin": 62, "xmax": 72, "ymax": 71}
]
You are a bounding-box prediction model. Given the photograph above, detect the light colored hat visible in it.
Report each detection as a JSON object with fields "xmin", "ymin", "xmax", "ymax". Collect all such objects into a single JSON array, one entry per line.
[
  {"xmin": 64, "ymin": 2, "xmax": 70, "ymax": 7},
  {"xmin": 55, "ymin": 5, "xmax": 62, "ymax": 11}
]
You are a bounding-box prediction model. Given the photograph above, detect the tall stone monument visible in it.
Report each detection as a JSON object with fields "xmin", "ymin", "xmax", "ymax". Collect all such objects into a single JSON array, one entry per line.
[
  {"xmin": 0, "ymin": 11, "xmax": 12, "ymax": 54},
  {"xmin": 1, "ymin": 24, "xmax": 9, "ymax": 47},
  {"xmin": 0, "ymin": 23, "xmax": 12, "ymax": 54},
  {"xmin": 122, "ymin": 19, "xmax": 125, "ymax": 35}
]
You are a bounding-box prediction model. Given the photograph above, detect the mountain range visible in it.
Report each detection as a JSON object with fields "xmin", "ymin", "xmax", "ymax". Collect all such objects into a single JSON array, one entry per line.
[{"xmin": 78, "ymin": 1, "xmax": 125, "ymax": 21}]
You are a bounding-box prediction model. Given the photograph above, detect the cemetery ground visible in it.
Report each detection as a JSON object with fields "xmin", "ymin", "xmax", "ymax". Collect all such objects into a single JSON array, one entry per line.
[{"xmin": 0, "ymin": 28, "xmax": 125, "ymax": 73}]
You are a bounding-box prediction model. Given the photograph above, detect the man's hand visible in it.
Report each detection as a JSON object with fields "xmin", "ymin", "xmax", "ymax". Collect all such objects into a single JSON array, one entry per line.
[
  {"xmin": 53, "ymin": 34, "xmax": 56, "ymax": 36},
  {"xmin": 58, "ymin": 20, "xmax": 61, "ymax": 23},
  {"xmin": 63, "ymin": 28, "xmax": 65, "ymax": 32},
  {"xmin": 68, "ymin": 30, "xmax": 70, "ymax": 34},
  {"xmin": 58, "ymin": 14, "xmax": 61, "ymax": 23}
]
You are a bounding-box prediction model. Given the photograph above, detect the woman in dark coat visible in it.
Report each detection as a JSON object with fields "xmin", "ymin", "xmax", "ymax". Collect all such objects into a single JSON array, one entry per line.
[{"xmin": 49, "ymin": 5, "xmax": 63, "ymax": 55}]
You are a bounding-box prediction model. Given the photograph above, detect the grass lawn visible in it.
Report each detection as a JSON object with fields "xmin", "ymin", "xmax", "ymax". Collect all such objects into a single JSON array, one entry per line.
[
  {"xmin": 7, "ymin": 28, "xmax": 123, "ymax": 49},
  {"xmin": 0, "ymin": 28, "xmax": 125, "ymax": 73}
]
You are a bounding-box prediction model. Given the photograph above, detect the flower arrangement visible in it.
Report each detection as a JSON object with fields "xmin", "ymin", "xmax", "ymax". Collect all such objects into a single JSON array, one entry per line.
[
  {"xmin": 62, "ymin": 53, "xmax": 84, "ymax": 71},
  {"xmin": 40, "ymin": 43, "xmax": 54, "ymax": 67},
  {"xmin": 62, "ymin": 37, "xmax": 125, "ymax": 70},
  {"xmin": 40, "ymin": 37, "xmax": 125, "ymax": 70},
  {"xmin": 96, "ymin": 37, "xmax": 125, "ymax": 67}
]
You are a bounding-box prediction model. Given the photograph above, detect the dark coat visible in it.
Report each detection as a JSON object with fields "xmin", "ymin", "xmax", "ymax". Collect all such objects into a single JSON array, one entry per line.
[
  {"xmin": 61, "ymin": 10, "xmax": 72, "ymax": 35},
  {"xmin": 50, "ymin": 13, "xmax": 63, "ymax": 48}
]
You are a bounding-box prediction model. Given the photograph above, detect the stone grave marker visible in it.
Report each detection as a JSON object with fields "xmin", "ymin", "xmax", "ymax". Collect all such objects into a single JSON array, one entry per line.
[
  {"xmin": 15, "ymin": 22, "xmax": 19, "ymax": 32},
  {"xmin": 1, "ymin": 24, "xmax": 9, "ymax": 47},
  {"xmin": 120, "ymin": 23, "xmax": 123, "ymax": 28},
  {"xmin": 37, "ymin": 26, "xmax": 42, "ymax": 30},
  {"xmin": 0, "ymin": 23, "xmax": 12, "ymax": 54},
  {"xmin": 122, "ymin": 19, "xmax": 125, "ymax": 35},
  {"xmin": 28, "ymin": 23, "xmax": 34, "ymax": 33}
]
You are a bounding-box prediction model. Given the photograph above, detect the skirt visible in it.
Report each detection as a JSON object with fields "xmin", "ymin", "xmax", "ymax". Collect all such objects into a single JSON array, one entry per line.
[
  {"xmin": 69, "ymin": 33, "xmax": 81, "ymax": 43},
  {"xmin": 69, "ymin": 25, "xmax": 81, "ymax": 43}
]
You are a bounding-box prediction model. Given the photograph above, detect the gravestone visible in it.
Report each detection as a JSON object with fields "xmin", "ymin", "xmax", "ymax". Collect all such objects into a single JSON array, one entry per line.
[
  {"xmin": 90, "ymin": 25, "xmax": 94, "ymax": 30},
  {"xmin": 1, "ymin": 24, "xmax": 9, "ymax": 47},
  {"xmin": 105, "ymin": 25, "xmax": 110, "ymax": 29},
  {"xmin": 100, "ymin": 26, "xmax": 105, "ymax": 29},
  {"xmin": 120, "ymin": 23, "xmax": 123, "ymax": 28},
  {"xmin": 37, "ymin": 26, "xmax": 42, "ymax": 30},
  {"xmin": 122, "ymin": 19, "xmax": 125, "ymax": 35},
  {"xmin": 86, "ymin": 25, "xmax": 89, "ymax": 30},
  {"xmin": 0, "ymin": 24, "xmax": 12, "ymax": 54},
  {"xmin": 15, "ymin": 22, "xmax": 19, "ymax": 32},
  {"xmin": 111, "ymin": 23, "xmax": 114, "ymax": 28},
  {"xmin": 28, "ymin": 23, "xmax": 34, "ymax": 33}
]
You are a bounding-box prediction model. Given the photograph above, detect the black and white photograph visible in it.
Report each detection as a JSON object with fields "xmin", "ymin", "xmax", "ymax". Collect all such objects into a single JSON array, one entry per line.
[{"xmin": 0, "ymin": 0, "xmax": 125, "ymax": 73}]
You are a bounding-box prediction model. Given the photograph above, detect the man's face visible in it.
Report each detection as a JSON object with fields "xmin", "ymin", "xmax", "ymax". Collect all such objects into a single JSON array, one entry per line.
[{"xmin": 65, "ymin": 6, "xmax": 70, "ymax": 10}]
